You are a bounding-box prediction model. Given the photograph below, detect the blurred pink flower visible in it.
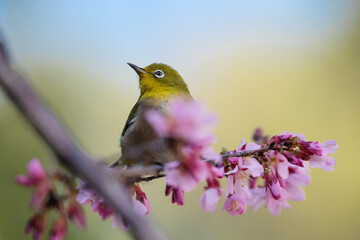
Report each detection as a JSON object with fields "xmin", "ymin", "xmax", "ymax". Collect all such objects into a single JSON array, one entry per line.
[
  {"xmin": 49, "ymin": 215, "xmax": 67, "ymax": 240},
  {"xmin": 67, "ymin": 201, "xmax": 86, "ymax": 229},
  {"xmin": 16, "ymin": 159, "xmax": 46, "ymax": 186},
  {"xmin": 222, "ymin": 194, "xmax": 247, "ymax": 216},
  {"xmin": 16, "ymin": 159, "xmax": 52, "ymax": 210},
  {"xmin": 76, "ymin": 179, "xmax": 96, "ymax": 205},
  {"xmin": 265, "ymin": 150, "xmax": 291, "ymax": 179},
  {"xmin": 134, "ymin": 184, "xmax": 150, "ymax": 215},
  {"xmin": 285, "ymin": 166, "xmax": 311, "ymax": 201},
  {"xmin": 224, "ymin": 140, "xmax": 264, "ymax": 209},
  {"xmin": 91, "ymin": 197, "xmax": 114, "ymax": 220},
  {"xmin": 200, "ymin": 166, "xmax": 224, "ymax": 213},
  {"xmin": 265, "ymin": 185, "xmax": 291, "ymax": 216},
  {"xmin": 282, "ymin": 150, "xmax": 304, "ymax": 167},
  {"xmin": 299, "ymin": 140, "xmax": 322, "ymax": 156},
  {"xmin": 226, "ymin": 166, "xmax": 251, "ymax": 201},
  {"xmin": 265, "ymin": 170, "xmax": 282, "ymax": 200},
  {"xmin": 165, "ymin": 159, "xmax": 209, "ymax": 192},
  {"xmin": 76, "ymin": 179, "xmax": 150, "ymax": 230},
  {"xmin": 165, "ymin": 185, "xmax": 184, "ymax": 206},
  {"xmin": 200, "ymin": 188, "xmax": 222, "ymax": 213},
  {"xmin": 247, "ymin": 187, "xmax": 266, "ymax": 212},
  {"xmin": 146, "ymin": 98, "xmax": 218, "ymax": 145},
  {"xmin": 251, "ymin": 170, "xmax": 291, "ymax": 215},
  {"xmin": 25, "ymin": 214, "xmax": 46, "ymax": 240},
  {"xmin": 76, "ymin": 178, "xmax": 115, "ymax": 220},
  {"xmin": 309, "ymin": 140, "xmax": 338, "ymax": 171}
]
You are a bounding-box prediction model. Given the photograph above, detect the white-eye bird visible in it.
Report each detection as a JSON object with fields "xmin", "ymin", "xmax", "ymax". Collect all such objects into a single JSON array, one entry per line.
[{"xmin": 111, "ymin": 63, "xmax": 192, "ymax": 167}]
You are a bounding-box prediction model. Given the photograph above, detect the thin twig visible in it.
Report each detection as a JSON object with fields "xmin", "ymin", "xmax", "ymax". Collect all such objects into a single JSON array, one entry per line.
[
  {"xmin": 134, "ymin": 174, "xmax": 166, "ymax": 183},
  {"xmin": 123, "ymin": 144, "xmax": 277, "ymax": 183},
  {"xmin": 220, "ymin": 144, "xmax": 272, "ymax": 159}
]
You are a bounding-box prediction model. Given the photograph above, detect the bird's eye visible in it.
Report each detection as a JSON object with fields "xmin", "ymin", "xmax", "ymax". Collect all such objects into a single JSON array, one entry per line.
[{"xmin": 153, "ymin": 70, "xmax": 165, "ymax": 79}]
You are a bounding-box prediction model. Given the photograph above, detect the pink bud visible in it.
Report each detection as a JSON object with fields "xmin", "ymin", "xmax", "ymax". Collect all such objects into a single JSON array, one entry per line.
[
  {"xmin": 299, "ymin": 140, "xmax": 322, "ymax": 156},
  {"xmin": 171, "ymin": 187, "xmax": 184, "ymax": 206},
  {"xmin": 134, "ymin": 184, "xmax": 150, "ymax": 215},
  {"xmin": 50, "ymin": 215, "xmax": 67, "ymax": 240},
  {"xmin": 283, "ymin": 151, "xmax": 304, "ymax": 167},
  {"xmin": 25, "ymin": 214, "xmax": 46, "ymax": 240},
  {"xmin": 16, "ymin": 159, "xmax": 46, "ymax": 186},
  {"xmin": 67, "ymin": 202, "xmax": 86, "ymax": 229}
]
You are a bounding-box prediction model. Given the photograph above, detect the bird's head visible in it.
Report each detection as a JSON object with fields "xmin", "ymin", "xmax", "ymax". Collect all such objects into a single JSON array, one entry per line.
[{"xmin": 128, "ymin": 63, "xmax": 190, "ymax": 100}]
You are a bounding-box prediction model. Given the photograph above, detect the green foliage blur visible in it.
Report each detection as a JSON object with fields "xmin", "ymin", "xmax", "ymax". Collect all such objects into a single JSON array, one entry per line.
[{"xmin": 0, "ymin": 1, "xmax": 359, "ymax": 240}]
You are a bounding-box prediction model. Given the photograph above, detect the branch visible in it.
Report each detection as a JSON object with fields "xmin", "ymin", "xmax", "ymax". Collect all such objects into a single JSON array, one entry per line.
[
  {"xmin": 0, "ymin": 38, "xmax": 167, "ymax": 240},
  {"xmin": 220, "ymin": 144, "xmax": 273, "ymax": 159}
]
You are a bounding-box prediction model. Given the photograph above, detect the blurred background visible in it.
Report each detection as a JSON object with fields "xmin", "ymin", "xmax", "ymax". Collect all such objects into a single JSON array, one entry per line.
[{"xmin": 0, "ymin": 0, "xmax": 359, "ymax": 239}]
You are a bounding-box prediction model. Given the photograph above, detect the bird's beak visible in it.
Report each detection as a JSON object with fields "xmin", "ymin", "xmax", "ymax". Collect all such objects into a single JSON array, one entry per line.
[{"xmin": 127, "ymin": 63, "xmax": 148, "ymax": 75}]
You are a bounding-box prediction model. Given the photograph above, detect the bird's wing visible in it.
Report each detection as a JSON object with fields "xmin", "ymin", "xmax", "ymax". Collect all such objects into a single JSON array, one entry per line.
[{"xmin": 121, "ymin": 99, "xmax": 140, "ymax": 137}]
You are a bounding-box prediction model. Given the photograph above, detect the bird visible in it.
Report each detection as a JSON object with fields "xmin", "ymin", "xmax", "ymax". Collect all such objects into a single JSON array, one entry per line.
[{"xmin": 111, "ymin": 63, "xmax": 193, "ymax": 168}]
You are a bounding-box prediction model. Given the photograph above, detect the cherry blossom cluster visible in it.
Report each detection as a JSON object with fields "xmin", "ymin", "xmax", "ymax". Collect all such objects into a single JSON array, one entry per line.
[
  {"xmin": 16, "ymin": 159, "xmax": 85, "ymax": 240},
  {"xmin": 76, "ymin": 180, "xmax": 150, "ymax": 230},
  {"xmin": 146, "ymin": 99, "xmax": 338, "ymax": 215}
]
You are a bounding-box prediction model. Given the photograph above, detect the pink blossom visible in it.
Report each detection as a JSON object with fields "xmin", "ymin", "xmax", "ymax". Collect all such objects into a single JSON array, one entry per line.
[
  {"xmin": 134, "ymin": 184, "xmax": 150, "ymax": 215},
  {"xmin": 309, "ymin": 140, "xmax": 338, "ymax": 171},
  {"xmin": 247, "ymin": 187, "xmax": 266, "ymax": 212},
  {"xmin": 285, "ymin": 166, "xmax": 311, "ymax": 201},
  {"xmin": 226, "ymin": 169, "xmax": 251, "ymax": 201},
  {"xmin": 200, "ymin": 168, "xmax": 223, "ymax": 213},
  {"xmin": 222, "ymin": 194, "xmax": 247, "ymax": 216},
  {"xmin": 265, "ymin": 185, "xmax": 291, "ymax": 216},
  {"xmin": 165, "ymin": 185, "xmax": 185, "ymax": 206},
  {"xmin": 224, "ymin": 140, "xmax": 264, "ymax": 207},
  {"xmin": 146, "ymin": 98, "xmax": 218, "ymax": 145},
  {"xmin": 148, "ymin": 99, "xmax": 222, "ymax": 196},
  {"xmin": 25, "ymin": 214, "xmax": 46, "ymax": 240},
  {"xmin": 16, "ymin": 159, "xmax": 46, "ymax": 186},
  {"xmin": 282, "ymin": 150, "xmax": 304, "ymax": 167},
  {"xmin": 91, "ymin": 198, "xmax": 114, "ymax": 220},
  {"xmin": 29, "ymin": 185, "xmax": 52, "ymax": 210},
  {"xmin": 67, "ymin": 201, "xmax": 86, "ymax": 229},
  {"xmin": 165, "ymin": 158, "xmax": 209, "ymax": 192},
  {"xmin": 200, "ymin": 188, "xmax": 222, "ymax": 213},
  {"xmin": 223, "ymin": 160, "xmax": 253, "ymax": 215},
  {"xmin": 299, "ymin": 140, "xmax": 322, "ymax": 156},
  {"xmin": 76, "ymin": 179, "xmax": 150, "ymax": 229},
  {"xmin": 243, "ymin": 157, "xmax": 263, "ymax": 177},
  {"xmin": 263, "ymin": 166, "xmax": 291, "ymax": 215},
  {"xmin": 228, "ymin": 139, "xmax": 263, "ymax": 177},
  {"xmin": 76, "ymin": 178, "xmax": 114, "ymax": 220},
  {"xmin": 266, "ymin": 174, "xmax": 282, "ymax": 200},
  {"xmin": 280, "ymin": 131, "xmax": 306, "ymax": 141},
  {"xmin": 265, "ymin": 150, "xmax": 291, "ymax": 179},
  {"xmin": 321, "ymin": 140, "xmax": 338, "ymax": 155},
  {"xmin": 146, "ymin": 98, "xmax": 221, "ymax": 164},
  {"xmin": 16, "ymin": 159, "xmax": 52, "ymax": 210},
  {"xmin": 76, "ymin": 179, "xmax": 96, "ymax": 205},
  {"xmin": 49, "ymin": 215, "xmax": 67, "ymax": 240}
]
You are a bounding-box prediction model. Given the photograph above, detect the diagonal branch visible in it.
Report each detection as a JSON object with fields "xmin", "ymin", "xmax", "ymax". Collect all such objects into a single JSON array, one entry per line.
[{"xmin": 0, "ymin": 38, "xmax": 167, "ymax": 240}]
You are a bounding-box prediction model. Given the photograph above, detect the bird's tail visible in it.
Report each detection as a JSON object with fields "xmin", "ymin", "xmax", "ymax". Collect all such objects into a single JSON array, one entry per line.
[
  {"xmin": 109, "ymin": 160, "xmax": 119, "ymax": 168},
  {"xmin": 109, "ymin": 155, "xmax": 128, "ymax": 168}
]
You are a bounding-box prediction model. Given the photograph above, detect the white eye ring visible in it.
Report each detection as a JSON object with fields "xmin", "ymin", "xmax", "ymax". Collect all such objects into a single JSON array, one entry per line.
[{"xmin": 154, "ymin": 70, "xmax": 165, "ymax": 78}]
